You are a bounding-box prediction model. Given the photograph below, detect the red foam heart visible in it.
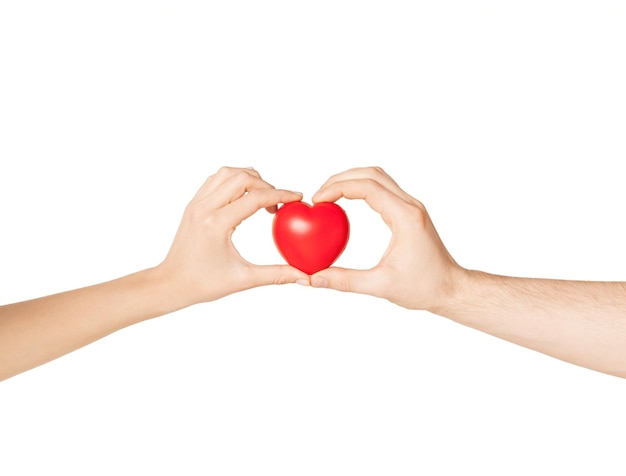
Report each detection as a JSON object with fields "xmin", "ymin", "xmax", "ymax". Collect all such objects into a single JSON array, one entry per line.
[{"xmin": 272, "ymin": 201, "xmax": 350, "ymax": 275}]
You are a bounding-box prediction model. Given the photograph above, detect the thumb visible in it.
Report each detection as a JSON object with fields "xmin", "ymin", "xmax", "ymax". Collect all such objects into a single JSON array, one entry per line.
[
  {"xmin": 247, "ymin": 264, "xmax": 310, "ymax": 287},
  {"xmin": 311, "ymin": 267, "xmax": 379, "ymax": 296}
]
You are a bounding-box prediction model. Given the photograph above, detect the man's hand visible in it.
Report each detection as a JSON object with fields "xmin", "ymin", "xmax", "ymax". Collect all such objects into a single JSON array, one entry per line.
[{"xmin": 310, "ymin": 166, "xmax": 465, "ymax": 312}]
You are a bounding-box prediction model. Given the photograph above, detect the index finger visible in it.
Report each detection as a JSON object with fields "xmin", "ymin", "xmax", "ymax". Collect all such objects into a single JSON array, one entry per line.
[
  {"xmin": 311, "ymin": 178, "xmax": 420, "ymax": 229},
  {"xmin": 202, "ymin": 171, "xmax": 275, "ymax": 211},
  {"xmin": 314, "ymin": 166, "xmax": 415, "ymax": 204},
  {"xmin": 221, "ymin": 188, "xmax": 303, "ymax": 229},
  {"xmin": 192, "ymin": 166, "xmax": 262, "ymax": 204}
]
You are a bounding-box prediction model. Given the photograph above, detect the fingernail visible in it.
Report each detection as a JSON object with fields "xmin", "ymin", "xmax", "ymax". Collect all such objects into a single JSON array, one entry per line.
[
  {"xmin": 296, "ymin": 279, "xmax": 310, "ymax": 287},
  {"xmin": 312, "ymin": 277, "xmax": 328, "ymax": 288}
]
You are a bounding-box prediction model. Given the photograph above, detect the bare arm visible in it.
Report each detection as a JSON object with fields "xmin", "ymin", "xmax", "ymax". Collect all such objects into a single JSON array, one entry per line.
[
  {"xmin": 310, "ymin": 167, "xmax": 626, "ymax": 378},
  {"xmin": 0, "ymin": 167, "xmax": 307, "ymax": 381},
  {"xmin": 0, "ymin": 268, "xmax": 179, "ymax": 381},
  {"xmin": 447, "ymin": 272, "xmax": 626, "ymax": 377}
]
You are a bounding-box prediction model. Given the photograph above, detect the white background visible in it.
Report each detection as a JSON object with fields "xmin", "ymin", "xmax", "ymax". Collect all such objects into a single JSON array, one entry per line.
[{"xmin": 1, "ymin": 1, "xmax": 625, "ymax": 474}]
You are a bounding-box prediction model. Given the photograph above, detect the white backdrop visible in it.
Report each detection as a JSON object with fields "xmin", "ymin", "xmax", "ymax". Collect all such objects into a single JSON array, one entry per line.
[{"xmin": 1, "ymin": 1, "xmax": 625, "ymax": 474}]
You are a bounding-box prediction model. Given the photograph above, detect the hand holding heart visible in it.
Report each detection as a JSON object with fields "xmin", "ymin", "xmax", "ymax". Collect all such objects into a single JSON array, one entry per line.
[
  {"xmin": 159, "ymin": 166, "xmax": 308, "ymax": 306},
  {"xmin": 308, "ymin": 167, "xmax": 463, "ymax": 312}
]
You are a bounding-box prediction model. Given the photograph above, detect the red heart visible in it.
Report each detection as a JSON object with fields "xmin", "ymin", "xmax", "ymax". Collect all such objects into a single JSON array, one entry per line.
[{"xmin": 272, "ymin": 201, "xmax": 350, "ymax": 275}]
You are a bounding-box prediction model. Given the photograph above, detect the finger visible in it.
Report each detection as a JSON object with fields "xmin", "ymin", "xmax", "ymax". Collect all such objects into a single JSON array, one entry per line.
[
  {"xmin": 313, "ymin": 166, "xmax": 412, "ymax": 204},
  {"xmin": 310, "ymin": 267, "xmax": 383, "ymax": 297},
  {"xmin": 221, "ymin": 188, "xmax": 303, "ymax": 228},
  {"xmin": 201, "ymin": 170, "xmax": 276, "ymax": 211},
  {"xmin": 309, "ymin": 178, "xmax": 419, "ymax": 229},
  {"xmin": 316, "ymin": 166, "xmax": 393, "ymax": 191},
  {"xmin": 245, "ymin": 264, "xmax": 310, "ymax": 288},
  {"xmin": 191, "ymin": 166, "xmax": 262, "ymax": 204}
]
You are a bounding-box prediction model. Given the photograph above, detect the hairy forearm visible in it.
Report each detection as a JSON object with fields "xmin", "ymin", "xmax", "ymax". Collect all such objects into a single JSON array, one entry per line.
[
  {"xmin": 440, "ymin": 270, "xmax": 626, "ymax": 378},
  {"xmin": 0, "ymin": 267, "xmax": 183, "ymax": 381}
]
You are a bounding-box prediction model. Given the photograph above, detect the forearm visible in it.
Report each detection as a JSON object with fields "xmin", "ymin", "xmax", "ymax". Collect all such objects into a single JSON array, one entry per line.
[
  {"xmin": 440, "ymin": 270, "xmax": 626, "ymax": 378},
  {"xmin": 0, "ymin": 266, "xmax": 184, "ymax": 381},
  {"xmin": 0, "ymin": 167, "xmax": 305, "ymax": 382}
]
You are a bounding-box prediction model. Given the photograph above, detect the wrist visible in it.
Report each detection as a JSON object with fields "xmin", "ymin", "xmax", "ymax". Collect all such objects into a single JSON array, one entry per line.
[
  {"xmin": 133, "ymin": 265, "xmax": 194, "ymax": 319},
  {"xmin": 428, "ymin": 266, "xmax": 476, "ymax": 317}
]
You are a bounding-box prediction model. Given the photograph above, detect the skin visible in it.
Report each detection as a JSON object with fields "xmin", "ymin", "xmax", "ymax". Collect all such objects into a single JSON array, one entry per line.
[
  {"xmin": 3, "ymin": 165, "xmax": 625, "ymax": 381},
  {"xmin": 310, "ymin": 166, "xmax": 626, "ymax": 379},
  {"xmin": 0, "ymin": 167, "xmax": 308, "ymax": 381}
]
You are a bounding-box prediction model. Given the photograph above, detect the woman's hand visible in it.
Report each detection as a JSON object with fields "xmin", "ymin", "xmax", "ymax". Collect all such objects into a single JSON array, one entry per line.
[
  {"xmin": 0, "ymin": 166, "xmax": 307, "ymax": 380},
  {"xmin": 158, "ymin": 166, "xmax": 308, "ymax": 306}
]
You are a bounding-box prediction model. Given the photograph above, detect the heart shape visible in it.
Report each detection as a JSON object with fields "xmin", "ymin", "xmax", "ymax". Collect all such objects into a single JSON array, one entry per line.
[{"xmin": 272, "ymin": 201, "xmax": 350, "ymax": 275}]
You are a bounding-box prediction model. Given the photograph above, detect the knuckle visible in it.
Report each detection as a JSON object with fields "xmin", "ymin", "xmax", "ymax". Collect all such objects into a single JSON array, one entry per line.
[
  {"xmin": 202, "ymin": 211, "xmax": 226, "ymax": 231},
  {"xmin": 184, "ymin": 204, "xmax": 227, "ymax": 233},
  {"xmin": 272, "ymin": 274, "xmax": 291, "ymax": 285},
  {"xmin": 232, "ymin": 169, "xmax": 251, "ymax": 185},
  {"xmin": 217, "ymin": 166, "xmax": 260, "ymax": 182},
  {"xmin": 185, "ymin": 201, "xmax": 204, "ymax": 221},
  {"xmin": 217, "ymin": 165, "xmax": 235, "ymax": 176},
  {"xmin": 244, "ymin": 187, "xmax": 263, "ymax": 203},
  {"xmin": 339, "ymin": 279, "xmax": 353, "ymax": 293},
  {"xmin": 361, "ymin": 177, "xmax": 384, "ymax": 190},
  {"xmin": 235, "ymin": 170, "xmax": 264, "ymax": 190},
  {"xmin": 356, "ymin": 165, "xmax": 386, "ymax": 177},
  {"xmin": 362, "ymin": 177, "xmax": 378, "ymax": 186},
  {"xmin": 333, "ymin": 274, "xmax": 353, "ymax": 292},
  {"xmin": 404, "ymin": 203, "xmax": 428, "ymax": 227},
  {"xmin": 185, "ymin": 203, "xmax": 222, "ymax": 230}
]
